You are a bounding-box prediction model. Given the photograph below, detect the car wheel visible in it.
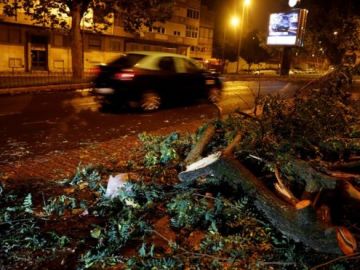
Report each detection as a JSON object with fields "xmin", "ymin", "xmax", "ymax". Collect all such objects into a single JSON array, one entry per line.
[
  {"xmin": 208, "ymin": 87, "xmax": 221, "ymax": 104},
  {"xmin": 141, "ymin": 90, "xmax": 161, "ymax": 111}
]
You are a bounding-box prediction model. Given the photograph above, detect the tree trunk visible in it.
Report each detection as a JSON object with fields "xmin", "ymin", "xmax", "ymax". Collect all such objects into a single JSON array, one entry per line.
[
  {"xmin": 70, "ymin": 3, "xmax": 84, "ymax": 79},
  {"xmin": 179, "ymin": 153, "xmax": 357, "ymax": 255}
]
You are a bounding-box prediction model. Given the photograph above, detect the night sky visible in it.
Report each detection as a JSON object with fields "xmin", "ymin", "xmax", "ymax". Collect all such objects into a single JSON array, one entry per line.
[{"xmin": 203, "ymin": 0, "xmax": 290, "ymax": 32}]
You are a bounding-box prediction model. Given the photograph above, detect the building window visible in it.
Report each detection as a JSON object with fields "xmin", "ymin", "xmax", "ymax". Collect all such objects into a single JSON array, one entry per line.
[
  {"xmin": 173, "ymin": 31, "xmax": 181, "ymax": 36},
  {"xmin": 9, "ymin": 29, "xmax": 21, "ymax": 44},
  {"xmin": 150, "ymin": 26, "xmax": 165, "ymax": 34},
  {"xmin": 0, "ymin": 27, "xmax": 21, "ymax": 44},
  {"xmin": 110, "ymin": 39, "xmax": 122, "ymax": 51},
  {"xmin": 0, "ymin": 27, "xmax": 8, "ymax": 43},
  {"xmin": 199, "ymin": 28, "xmax": 213, "ymax": 39},
  {"xmin": 88, "ymin": 36, "xmax": 102, "ymax": 50},
  {"xmin": 186, "ymin": 25, "xmax": 198, "ymax": 38},
  {"xmin": 187, "ymin": 9, "xmax": 200, "ymax": 19}
]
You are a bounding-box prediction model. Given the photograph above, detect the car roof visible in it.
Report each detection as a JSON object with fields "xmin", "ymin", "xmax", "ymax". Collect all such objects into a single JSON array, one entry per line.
[
  {"xmin": 126, "ymin": 51, "xmax": 200, "ymax": 71},
  {"xmin": 126, "ymin": 51, "xmax": 190, "ymax": 59}
]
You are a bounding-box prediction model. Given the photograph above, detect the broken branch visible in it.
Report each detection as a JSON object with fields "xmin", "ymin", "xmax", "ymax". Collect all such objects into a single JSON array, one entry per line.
[
  {"xmin": 179, "ymin": 154, "xmax": 355, "ymax": 254},
  {"xmin": 185, "ymin": 124, "xmax": 216, "ymax": 165}
]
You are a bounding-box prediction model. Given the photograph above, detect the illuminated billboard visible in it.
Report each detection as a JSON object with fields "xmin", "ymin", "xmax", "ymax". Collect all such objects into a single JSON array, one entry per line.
[{"xmin": 267, "ymin": 9, "xmax": 308, "ymax": 46}]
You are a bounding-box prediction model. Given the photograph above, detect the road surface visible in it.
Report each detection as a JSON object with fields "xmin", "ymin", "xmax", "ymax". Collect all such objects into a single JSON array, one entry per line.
[{"xmin": 0, "ymin": 80, "xmax": 307, "ymax": 164}]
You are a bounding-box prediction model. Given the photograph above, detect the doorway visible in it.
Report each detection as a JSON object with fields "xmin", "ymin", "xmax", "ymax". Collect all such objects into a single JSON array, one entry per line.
[{"xmin": 30, "ymin": 35, "xmax": 48, "ymax": 71}]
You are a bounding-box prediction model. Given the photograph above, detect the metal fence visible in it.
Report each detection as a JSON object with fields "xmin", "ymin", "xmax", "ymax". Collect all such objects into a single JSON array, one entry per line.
[{"xmin": 0, "ymin": 71, "xmax": 95, "ymax": 88}]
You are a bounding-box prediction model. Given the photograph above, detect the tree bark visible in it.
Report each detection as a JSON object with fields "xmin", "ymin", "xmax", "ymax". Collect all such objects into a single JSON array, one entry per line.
[
  {"xmin": 185, "ymin": 124, "xmax": 216, "ymax": 165},
  {"xmin": 70, "ymin": 2, "xmax": 84, "ymax": 79},
  {"xmin": 279, "ymin": 159, "xmax": 337, "ymax": 193},
  {"xmin": 179, "ymin": 154, "xmax": 353, "ymax": 255}
]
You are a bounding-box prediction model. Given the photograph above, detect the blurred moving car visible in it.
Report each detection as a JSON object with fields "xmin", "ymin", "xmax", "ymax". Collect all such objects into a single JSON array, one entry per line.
[{"xmin": 92, "ymin": 51, "xmax": 223, "ymax": 111}]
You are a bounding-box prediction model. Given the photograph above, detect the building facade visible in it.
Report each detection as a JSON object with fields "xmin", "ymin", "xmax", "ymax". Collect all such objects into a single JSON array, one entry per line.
[{"xmin": 0, "ymin": 0, "xmax": 214, "ymax": 73}]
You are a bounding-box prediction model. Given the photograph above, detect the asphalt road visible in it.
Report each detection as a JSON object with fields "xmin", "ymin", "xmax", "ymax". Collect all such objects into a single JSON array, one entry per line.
[{"xmin": 0, "ymin": 80, "xmax": 307, "ymax": 164}]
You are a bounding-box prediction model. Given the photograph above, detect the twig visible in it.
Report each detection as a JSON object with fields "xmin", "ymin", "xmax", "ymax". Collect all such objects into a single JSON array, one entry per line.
[
  {"xmin": 149, "ymin": 229, "xmax": 227, "ymax": 261},
  {"xmin": 191, "ymin": 193, "xmax": 268, "ymax": 226},
  {"xmin": 0, "ymin": 218, "xmax": 39, "ymax": 226},
  {"xmin": 274, "ymin": 167, "xmax": 299, "ymax": 206},
  {"xmin": 312, "ymin": 188, "xmax": 323, "ymax": 207},
  {"xmin": 234, "ymin": 109, "xmax": 261, "ymax": 122},
  {"xmin": 248, "ymin": 154, "xmax": 264, "ymax": 162},
  {"xmin": 258, "ymin": 261, "xmax": 296, "ymax": 266},
  {"xmin": 310, "ymin": 253, "xmax": 360, "ymax": 270},
  {"xmin": 223, "ymin": 131, "xmax": 242, "ymax": 156}
]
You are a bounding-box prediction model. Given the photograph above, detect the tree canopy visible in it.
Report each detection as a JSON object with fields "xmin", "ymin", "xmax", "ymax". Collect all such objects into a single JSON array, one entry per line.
[
  {"xmin": 3, "ymin": 0, "xmax": 174, "ymax": 32},
  {"xmin": 299, "ymin": 0, "xmax": 360, "ymax": 64},
  {"xmin": 2, "ymin": 0, "xmax": 174, "ymax": 78},
  {"xmin": 240, "ymin": 30, "xmax": 270, "ymax": 70}
]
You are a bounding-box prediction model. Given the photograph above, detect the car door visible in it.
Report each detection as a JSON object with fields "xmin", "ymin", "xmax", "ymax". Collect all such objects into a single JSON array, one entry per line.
[
  {"xmin": 156, "ymin": 56, "xmax": 178, "ymax": 99},
  {"xmin": 174, "ymin": 57, "xmax": 206, "ymax": 99}
]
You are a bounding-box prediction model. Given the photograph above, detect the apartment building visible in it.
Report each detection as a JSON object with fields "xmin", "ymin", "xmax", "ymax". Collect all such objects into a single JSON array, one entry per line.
[{"xmin": 0, "ymin": 0, "xmax": 214, "ymax": 73}]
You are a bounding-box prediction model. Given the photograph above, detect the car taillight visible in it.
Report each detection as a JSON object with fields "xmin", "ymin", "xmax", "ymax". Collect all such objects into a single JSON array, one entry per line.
[
  {"xmin": 114, "ymin": 69, "xmax": 135, "ymax": 81},
  {"xmin": 91, "ymin": 66, "xmax": 101, "ymax": 75}
]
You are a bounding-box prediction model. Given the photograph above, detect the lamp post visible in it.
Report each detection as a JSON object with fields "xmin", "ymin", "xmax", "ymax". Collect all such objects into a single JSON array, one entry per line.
[
  {"xmin": 236, "ymin": 0, "xmax": 251, "ymax": 73},
  {"xmin": 231, "ymin": 15, "xmax": 240, "ymax": 73}
]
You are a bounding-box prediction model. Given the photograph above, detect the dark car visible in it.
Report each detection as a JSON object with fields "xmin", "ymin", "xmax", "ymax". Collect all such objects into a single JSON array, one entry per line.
[{"xmin": 92, "ymin": 51, "xmax": 223, "ymax": 111}]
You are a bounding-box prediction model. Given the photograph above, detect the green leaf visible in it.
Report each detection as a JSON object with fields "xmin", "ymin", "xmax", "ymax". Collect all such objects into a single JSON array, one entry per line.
[
  {"xmin": 139, "ymin": 243, "xmax": 147, "ymax": 257},
  {"xmin": 90, "ymin": 227, "xmax": 102, "ymax": 239},
  {"xmin": 23, "ymin": 193, "xmax": 33, "ymax": 214}
]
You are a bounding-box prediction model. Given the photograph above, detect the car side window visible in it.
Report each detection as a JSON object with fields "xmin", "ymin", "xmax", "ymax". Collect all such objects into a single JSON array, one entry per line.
[
  {"xmin": 158, "ymin": 57, "xmax": 176, "ymax": 72},
  {"xmin": 175, "ymin": 58, "xmax": 201, "ymax": 73},
  {"xmin": 185, "ymin": 59, "xmax": 200, "ymax": 73}
]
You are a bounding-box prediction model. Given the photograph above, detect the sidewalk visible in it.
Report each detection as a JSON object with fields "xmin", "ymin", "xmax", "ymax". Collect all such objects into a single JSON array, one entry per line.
[
  {"xmin": 0, "ymin": 82, "xmax": 92, "ymax": 95},
  {"xmin": 0, "ymin": 74, "xmax": 319, "ymax": 96}
]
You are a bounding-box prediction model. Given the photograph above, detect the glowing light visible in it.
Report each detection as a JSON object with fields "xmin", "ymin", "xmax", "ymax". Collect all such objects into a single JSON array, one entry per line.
[
  {"xmin": 230, "ymin": 16, "xmax": 240, "ymax": 28},
  {"xmin": 288, "ymin": 0, "xmax": 299, "ymax": 7}
]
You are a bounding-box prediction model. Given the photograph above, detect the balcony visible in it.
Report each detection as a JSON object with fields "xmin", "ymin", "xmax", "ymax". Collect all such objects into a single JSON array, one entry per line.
[{"xmin": 142, "ymin": 32, "xmax": 197, "ymax": 46}]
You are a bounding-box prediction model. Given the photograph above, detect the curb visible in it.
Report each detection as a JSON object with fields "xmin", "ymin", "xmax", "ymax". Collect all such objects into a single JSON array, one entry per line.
[{"xmin": 0, "ymin": 83, "xmax": 92, "ymax": 95}]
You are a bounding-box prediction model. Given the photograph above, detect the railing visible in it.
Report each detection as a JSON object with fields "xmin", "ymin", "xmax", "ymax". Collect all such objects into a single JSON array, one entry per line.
[{"xmin": 0, "ymin": 71, "xmax": 94, "ymax": 89}]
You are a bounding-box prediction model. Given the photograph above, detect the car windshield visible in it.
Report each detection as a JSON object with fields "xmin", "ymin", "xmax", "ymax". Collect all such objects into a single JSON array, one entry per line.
[{"xmin": 110, "ymin": 54, "xmax": 146, "ymax": 68}]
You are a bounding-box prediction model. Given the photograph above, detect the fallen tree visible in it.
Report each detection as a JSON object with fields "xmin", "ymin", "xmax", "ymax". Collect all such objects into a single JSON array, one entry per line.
[{"xmin": 179, "ymin": 66, "xmax": 360, "ymax": 255}]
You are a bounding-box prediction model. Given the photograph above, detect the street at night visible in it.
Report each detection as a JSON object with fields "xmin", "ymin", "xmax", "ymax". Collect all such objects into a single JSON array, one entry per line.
[
  {"xmin": 0, "ymin": 79, "xmax": 305, "ymax": 163},
  {"xmin": 1, "ymin": 0, "xmax": 360, "ymax": 269}
]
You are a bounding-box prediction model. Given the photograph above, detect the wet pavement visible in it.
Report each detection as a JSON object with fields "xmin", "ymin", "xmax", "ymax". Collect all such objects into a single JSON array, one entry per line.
[{"xmin": 0, "ymin": 80, "xmax": 308, "ymax": 164}]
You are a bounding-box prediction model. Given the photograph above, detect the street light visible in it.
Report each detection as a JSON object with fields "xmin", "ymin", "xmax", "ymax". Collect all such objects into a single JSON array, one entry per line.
[
  {"xmin": 288, "ymin": 0, "xmax": 300, "ymax": 8},
  {"xmin": 230, "ymin": 15, "xmax": 240, "ymax": 28}
]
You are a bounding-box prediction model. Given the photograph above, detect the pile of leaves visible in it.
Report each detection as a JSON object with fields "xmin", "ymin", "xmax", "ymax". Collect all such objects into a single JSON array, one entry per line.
[{"xmin": 1, "ymin": 67, "xmax": 359, "ymax": 269}]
